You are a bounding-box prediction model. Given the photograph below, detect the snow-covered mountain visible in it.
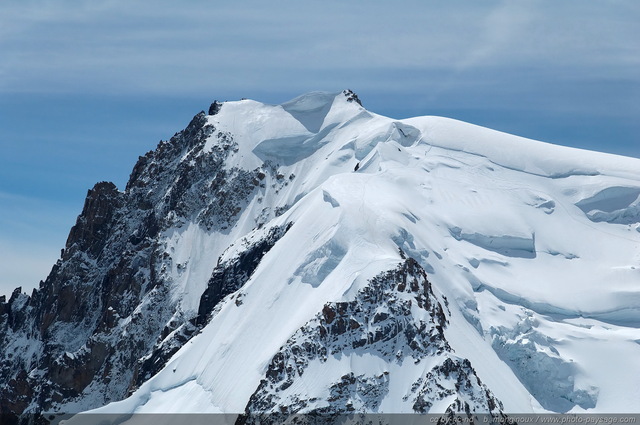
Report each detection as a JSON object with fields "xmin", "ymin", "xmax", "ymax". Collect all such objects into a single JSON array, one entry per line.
[{"xmin": 2, "ymin": 90, "xmax": 639, "ymax": 421}]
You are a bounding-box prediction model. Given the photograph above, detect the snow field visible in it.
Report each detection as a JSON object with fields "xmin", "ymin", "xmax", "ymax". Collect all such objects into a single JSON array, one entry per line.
[{"xmin": 89, "ymin": 91, "xmax": 640, "ymax": 414}]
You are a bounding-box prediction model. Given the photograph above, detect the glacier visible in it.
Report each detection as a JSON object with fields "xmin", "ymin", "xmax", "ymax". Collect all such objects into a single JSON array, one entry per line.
[{"xmin": 1, "ymin": 90, "xmax": 639, "ymax": 420}]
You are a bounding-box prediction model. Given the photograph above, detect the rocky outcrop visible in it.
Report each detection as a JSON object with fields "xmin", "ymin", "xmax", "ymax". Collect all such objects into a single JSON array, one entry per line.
[
  {"xmin": 0, "ymin": 106, "xmax": 266, "ymax": 418},
  {"xmin": 342, "ymin": 89, "xmax": 362, "ymax": 106},
  {"xmin": 65, "ymin": 182, "xmax": 124, "ymax": 259},
  {"xmin": 196, "ymin": 222, "xmax": 293, "ymax": 326},
  {"xmin": 242, "ymin": 258, "xmax": 504, "ymax": 420},
  {"xmin": 208, "ymin": 100, "xmax": 223, "ymax": 116}
]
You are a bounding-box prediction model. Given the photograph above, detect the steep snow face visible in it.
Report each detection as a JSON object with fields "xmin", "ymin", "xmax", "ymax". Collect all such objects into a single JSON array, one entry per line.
[{"xmin": 6, "ymin": 91, "xmax": 639, "ymax": 418}]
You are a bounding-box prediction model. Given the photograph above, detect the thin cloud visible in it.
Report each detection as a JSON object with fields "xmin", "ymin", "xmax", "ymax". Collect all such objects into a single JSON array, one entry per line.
[
  {"xmin": 0, "ymin": 191, "xmax": 74, "ymax": 296},
  {"xmin": 0, "ymin": 240, "xmax": 60, "ymax": 299},
  {"xmin": 0, "ymin": 0, "xmax": 638, "ymax": 296},
  {"xmin": 4, "ymin": 1, "xmax": 636, "ymax": 96}
]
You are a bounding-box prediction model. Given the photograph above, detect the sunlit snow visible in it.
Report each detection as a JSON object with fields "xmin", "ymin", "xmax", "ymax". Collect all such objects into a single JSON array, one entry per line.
[{"xmin": 81, "ymin": 91, "xmax": 640, "ymax": 416}]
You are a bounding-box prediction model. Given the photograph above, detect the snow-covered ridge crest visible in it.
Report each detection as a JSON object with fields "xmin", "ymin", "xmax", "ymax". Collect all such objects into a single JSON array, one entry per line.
[
  {"xmin": 405, "ymin": 115, "xmax": 640, "ymax": 180},
  {"xmin": 2, "ymin": 90, "xmax": 640, "ymax": 420}
]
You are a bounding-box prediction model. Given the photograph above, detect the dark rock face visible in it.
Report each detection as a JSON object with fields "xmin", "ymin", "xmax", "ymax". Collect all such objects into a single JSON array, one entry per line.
[
  {"xmin": 208, "ymin": 101, "xmax": 223, "ymax": 116},
  {"xmin": 0, "ymin": 107, "xmax": 265, "ymax": 417},
  {"xmin": 242, "ymin": 258, "xmax": 503, "ymax": 418},
  {"xmin": 196, "ymin": 222, "xmax": 293, "ymax": 326},
  {"xmin": 65, "ymin": 182, "xmax": 124, "ymax": 258},
  {"xmin": 342, "ymin": 89, "xmax": 362, "ymax": 106},
  {"xmin": 125, "ymin": 111, "xmax": 260, "ymax": 232}
]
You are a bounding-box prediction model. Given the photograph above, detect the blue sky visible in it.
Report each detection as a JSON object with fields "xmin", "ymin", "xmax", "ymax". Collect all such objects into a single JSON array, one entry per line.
[{"xmin": 1, "ymin": 0, "xmax": 638, "ymax": 297}]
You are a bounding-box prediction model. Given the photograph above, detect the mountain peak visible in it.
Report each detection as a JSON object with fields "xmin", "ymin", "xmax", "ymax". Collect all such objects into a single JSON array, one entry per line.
[{"xmin": 2, "ymin": 91, "xmax": 639, "ymax": 419}]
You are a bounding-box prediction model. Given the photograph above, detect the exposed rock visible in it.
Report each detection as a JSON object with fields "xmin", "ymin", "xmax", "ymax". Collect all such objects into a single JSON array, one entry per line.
[
  {"xmin": 196, "ymin": 223, "xmax": 293, "ymax": 326},
  {"xmin": 342, "ymin": 89, "xmax": 362, "ymax": 106},
  {"xmin": 65, "ymin": 181, "xmax": 124, "ymax": 258},
  {"xmin": 242, "ymin": 258, "xmax": 502, "ymax": 419},
  {"xmin": 208, "ymin": 100, "xmax": 223, "ymax": 116}
]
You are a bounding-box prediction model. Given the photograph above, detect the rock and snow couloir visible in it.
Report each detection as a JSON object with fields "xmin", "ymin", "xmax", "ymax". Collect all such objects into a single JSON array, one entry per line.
[{"xmin": 1, "ymin": 90, "xmax": 640, "ymax": 419}]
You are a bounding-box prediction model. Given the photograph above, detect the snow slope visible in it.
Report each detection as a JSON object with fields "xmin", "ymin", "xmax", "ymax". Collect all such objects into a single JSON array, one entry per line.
[{"xmin": 82, "ymin": 91, "xmax": 640, "ymax": 416}]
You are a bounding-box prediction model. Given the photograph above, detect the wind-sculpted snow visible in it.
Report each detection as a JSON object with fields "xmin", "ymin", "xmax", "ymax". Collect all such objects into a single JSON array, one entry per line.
[
  {"xmin": 489, "ymin": 312, "xmax": 599, "ymax": 412},
  {"xmin": 3, "ymin": 90, "xmax": 640, "ymax": 419},
  {"xmin": 575, "ymin": 186, "xmax": 640, "ymax": 225},
  {"xmin": 292, "ymin": 239, "xmax": 347, "ymax": 288},
  {"xmin": 448, "ymin": 227, "xmax": 536, "ymax": 259},
  {"xmin": 281, "ymin": 91, "xmax": 336, "ymax": 133},
  {"xmin": 252, "ymin": 124, "xmax": 339, "ymax": 166}
]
